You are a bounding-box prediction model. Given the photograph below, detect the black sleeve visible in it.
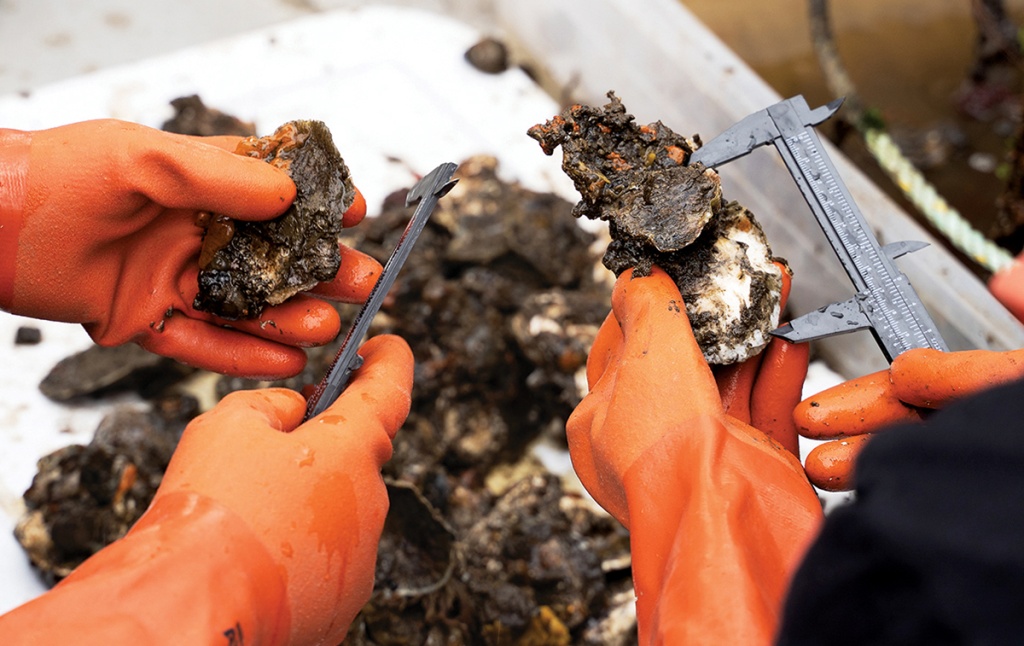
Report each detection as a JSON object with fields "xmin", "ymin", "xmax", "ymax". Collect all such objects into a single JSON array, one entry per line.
[{"xmin": 776, "ymin": 377, "xmax": 1024, "ymax": 646}]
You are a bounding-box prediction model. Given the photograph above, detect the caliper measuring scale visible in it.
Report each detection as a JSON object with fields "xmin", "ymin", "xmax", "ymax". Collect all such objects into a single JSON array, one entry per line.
[{"xmin": 690, "ymin": 95, "xmax": 947, "ymax": 361}]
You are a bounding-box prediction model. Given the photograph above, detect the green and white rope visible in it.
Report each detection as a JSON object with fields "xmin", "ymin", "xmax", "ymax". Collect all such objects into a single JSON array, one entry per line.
[{"xmin": 863, "ymin": 127, "xmax": 1014, "ymax": 273}]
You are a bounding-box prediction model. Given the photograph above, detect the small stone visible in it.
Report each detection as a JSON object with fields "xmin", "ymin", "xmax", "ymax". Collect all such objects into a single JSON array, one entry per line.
[
  {"xmin": 465, "ymin": 37, "xmax": 509, "ymax": 74},
  {"xmin": 14, "ymin": 326, "xmax": 42, "ymax": 345}
]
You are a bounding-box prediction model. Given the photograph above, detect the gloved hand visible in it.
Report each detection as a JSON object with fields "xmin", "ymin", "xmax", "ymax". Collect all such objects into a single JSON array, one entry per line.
[
  {"xmin": 0, "ymin": 334, "xmax": 413, "ymax": 646},
  {"xmin": 0, "ymin": 121, "xmax": 381, "ymax": 378},
  {"xmin": 713, "ymin": 263, "xmax": 809, "ymax": 458},
  {"xmin": 798, "ymin": 348, "xmax": 1024, "ymax": 491},
  {"xmin": 799, "ymin": 247, "xmax": 1024, "ymax": 492},
  {"xmin": 989, "ymin": 250, "xmax": 1024, "ymax": 322},
  {"xmin": 566, "ymin": 267, "xmax": 822, "ymax": 644}
]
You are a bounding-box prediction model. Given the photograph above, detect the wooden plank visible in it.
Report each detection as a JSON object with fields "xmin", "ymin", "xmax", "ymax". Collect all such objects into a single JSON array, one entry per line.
[{"xmin": 490, "ymin": 0, "xmax": 1024, "ymax": 378}]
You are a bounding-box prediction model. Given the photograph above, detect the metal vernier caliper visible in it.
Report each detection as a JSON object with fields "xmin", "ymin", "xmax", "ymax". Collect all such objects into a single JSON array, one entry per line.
[
  {"xmin": 303, "ymin": 162, "xmax": 459, "ymax": 421},
  {"xmin": 688, "ymin": 95, "xmax": 948, "ymax": 362}
]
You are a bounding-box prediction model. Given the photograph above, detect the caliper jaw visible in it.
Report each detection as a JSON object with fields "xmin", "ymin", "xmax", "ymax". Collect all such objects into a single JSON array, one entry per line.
[{"xmin": 774, "ymin": 241, "xmax": 932, "ymax": 344}]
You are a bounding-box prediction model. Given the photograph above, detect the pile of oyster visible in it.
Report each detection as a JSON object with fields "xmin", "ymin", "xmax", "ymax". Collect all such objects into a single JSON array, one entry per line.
[
  {"xmin": 18, "ymin": 90, "xmax": 793, "ymax": 642},
  {"xmin": 18, "ymin": 149, "xmax": 635, "ymax": 644}
]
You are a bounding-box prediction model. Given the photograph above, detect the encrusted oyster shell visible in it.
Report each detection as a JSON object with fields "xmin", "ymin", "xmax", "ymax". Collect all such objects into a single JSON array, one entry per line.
[
  {"xmin": 193, "ymin": 120, "xmax": 353, "ymax": 319},
  {"xmin": 530, "ymin": 93, "xmax": 782, "ymax": 364}
]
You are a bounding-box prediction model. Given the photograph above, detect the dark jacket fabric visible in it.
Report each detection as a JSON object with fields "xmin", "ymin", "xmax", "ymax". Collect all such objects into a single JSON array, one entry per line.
[{"xmin": 777, "ymin": 378, "xmax": 1024, "ymax": 646}]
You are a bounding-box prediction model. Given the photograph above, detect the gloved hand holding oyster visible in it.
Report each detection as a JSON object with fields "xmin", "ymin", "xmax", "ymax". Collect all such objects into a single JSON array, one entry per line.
[
  {"xmin": 529, "ymin": 92, "xmax": 785, "ymax": 365},
  {"xmin": 193, "ymin": 119, "xmax": 377, "ymax": 320}
]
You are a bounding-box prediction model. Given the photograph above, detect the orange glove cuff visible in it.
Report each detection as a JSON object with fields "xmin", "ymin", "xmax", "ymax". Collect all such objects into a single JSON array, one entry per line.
[
  {"xmin": 0, "ymin": 129, "xmax": 31, "ymax": 310},
  {"xmin": 0, "ymin": 492, "xmax": 290, "ymax": 645},
  {"xmin": 622, "ymin": 415, "xmax": 821, "ymax": 645}
]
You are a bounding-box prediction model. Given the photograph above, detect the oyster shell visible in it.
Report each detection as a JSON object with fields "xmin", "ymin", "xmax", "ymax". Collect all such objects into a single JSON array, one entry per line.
[
  {"xmin": 161, "ymin": 94, "xmax": 256, "ymax": 137},
  {"xmin": 622, "ymin": 201, "xmax": 784, "ymax": 365},
  {"xmin": 529, "ymin": 93, "xmax": 783, "ymax": 364},
  {"xmin": 15, "ymin": 397, "xmax": 197, "ymax": 583},
  {"xmin": 193, "ymin": 120, "xmax": 354, "ymax": 319}
]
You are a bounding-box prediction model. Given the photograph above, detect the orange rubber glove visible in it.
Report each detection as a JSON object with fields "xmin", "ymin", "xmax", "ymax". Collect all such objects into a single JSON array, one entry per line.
[
  {"xmin": 0, "ymin": 121, "xmax": 381, "ymax": 378},
  {"xmin": 566, "ymin": 267, "xmax": 822, "ymax": 645},
  {"xmin": 713, "ymin": 262, "xmax": 809, "ymax": 459},
  {"xmin": 989, "ymin": 250, "xmax": 1024, "ymax": 322},
  {"xmin": 0, "ymin": 334, "xmax": 413, "ymax": 646},
  {"xmin": 798, "ymin": 251, "xmax": 1024, "ymax": 492},
  {"xmin": 798, "ymin": 348, "xmax": 1024, "ymax": 491}
]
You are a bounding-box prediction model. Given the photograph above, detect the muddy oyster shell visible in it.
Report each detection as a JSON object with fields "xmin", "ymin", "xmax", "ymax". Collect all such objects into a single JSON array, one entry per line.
[
  {"xmin": 193, "ymin": 120, "xmax": 353, "ymax": 320},
  {"xmin": 530, "ymin": 92, "xmax": 783, "ymax": 364},
  {"xmin": 625, "ymin": 201, "xmax": 784, "ymax": 365}
]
